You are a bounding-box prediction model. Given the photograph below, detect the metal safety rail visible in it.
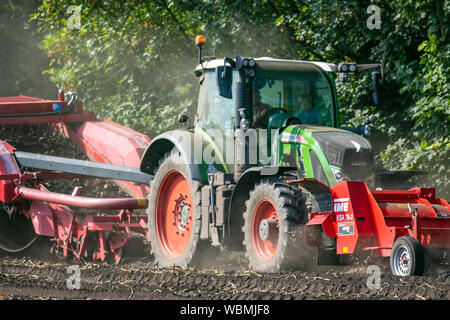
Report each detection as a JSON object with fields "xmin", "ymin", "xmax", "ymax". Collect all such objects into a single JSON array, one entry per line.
[{"xmin": 15, "ymin": 151, "xmax": 152, "ymax": 184}]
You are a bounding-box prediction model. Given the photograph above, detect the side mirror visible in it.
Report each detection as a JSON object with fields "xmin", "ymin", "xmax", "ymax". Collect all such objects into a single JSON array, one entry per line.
[
  {"xmin": 372, "ymin": 72, "xmax": 383, "ymax": 106},
  {"xmin": 216, "ymin": 57, "xmax": 235, "ymax": 99},
  {"xmin": 216, "ymin": 66, "xmax": 233, "ymax": 98}
]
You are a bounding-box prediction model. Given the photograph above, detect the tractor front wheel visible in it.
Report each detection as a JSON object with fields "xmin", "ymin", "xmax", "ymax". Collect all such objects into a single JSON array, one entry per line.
[{"xmin": 242, "ymin": 178, "xmax": 311, "ymax": 272}]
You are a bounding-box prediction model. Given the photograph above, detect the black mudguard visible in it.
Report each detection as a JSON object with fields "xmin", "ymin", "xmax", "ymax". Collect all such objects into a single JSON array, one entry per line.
[{"xmin": 139, "ymin": 130, "xmax": 203, "ymax": 181}]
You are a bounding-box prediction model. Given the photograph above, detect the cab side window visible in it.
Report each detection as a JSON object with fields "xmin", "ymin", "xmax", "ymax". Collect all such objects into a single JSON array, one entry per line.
[{"xmin": 197, "ymin": 71, "xmax": 236, "ymax": 135}]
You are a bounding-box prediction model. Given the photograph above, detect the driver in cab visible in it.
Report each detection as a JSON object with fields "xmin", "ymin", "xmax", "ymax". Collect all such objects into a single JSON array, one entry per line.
[
  {"xmin": 252, "ymin": 90, "xmax": 272, "ymax": 128},
  {"xmin": 295, "ymin": 94, "xmax": 324, "ymax": 125}
]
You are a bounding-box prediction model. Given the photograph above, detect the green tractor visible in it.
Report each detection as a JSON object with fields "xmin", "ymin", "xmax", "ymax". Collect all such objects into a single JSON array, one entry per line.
[{"xmin": 139, "ymin": 36, "xmax": 417, "ymax": 271}]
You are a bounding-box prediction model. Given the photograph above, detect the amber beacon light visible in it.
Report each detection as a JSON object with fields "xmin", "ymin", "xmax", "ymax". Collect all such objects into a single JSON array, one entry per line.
[
  {"xmin": 196, "ymin": 35, "xmax": 206, "ymax": 64},
  {"xmin": 195, "ymin": 35, "xmax": 205, "ymax": 46}
]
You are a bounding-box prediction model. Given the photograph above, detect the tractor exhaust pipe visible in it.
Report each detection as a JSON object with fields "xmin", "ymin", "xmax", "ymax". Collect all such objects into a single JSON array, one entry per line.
[{"xmin": 234, "ymin": 55, "xmax": 256, "ymax": 181}]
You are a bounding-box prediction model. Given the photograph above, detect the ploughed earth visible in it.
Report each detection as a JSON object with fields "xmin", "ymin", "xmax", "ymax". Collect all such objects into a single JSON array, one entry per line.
[{"xmin": 0, "ymin": 125, "xmax": 449, "ymax": 301}]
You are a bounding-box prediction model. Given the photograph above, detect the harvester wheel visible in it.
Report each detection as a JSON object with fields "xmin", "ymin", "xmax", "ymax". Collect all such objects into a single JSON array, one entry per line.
[
  {"xmin": 0, "ymin": 204, "xmax": 39, "ymax": 255},
  {"xmin": 147, "ymin": 151, "xmax": 203, "ymax": 267},
  {"xmin": 242, "ymin": 178, "xmax": 312, "ymax": 272},
  {"xmin": 390, "ymin": 236, "xmax": 424, "ymax": 276}
]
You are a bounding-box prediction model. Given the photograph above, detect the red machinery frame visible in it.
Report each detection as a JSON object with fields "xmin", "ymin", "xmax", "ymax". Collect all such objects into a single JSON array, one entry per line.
[
  {"xmin": 0, "ymin": 94, "xmax": 150, "ymax": 198},
  {"xmin": 0, "ymin": 138, "xmax": 148, "ymax": 262},
  {"xmin": 305, "ymin": 180, "xmax": 450, "ymax": 258},
  {"xmin": 0, "ymin": 94, "xmax": 151, "ymax": 262},
  {"xmin": 0, "ymin": 95, "xmax": 96, "ymax": 125}
]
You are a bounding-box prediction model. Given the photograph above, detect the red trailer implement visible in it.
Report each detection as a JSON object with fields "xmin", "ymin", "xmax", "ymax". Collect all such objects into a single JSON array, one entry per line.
[
  {"xmin": 305, "ymin": 179, "xmax": 450, "ymax": 276},
  {"xmin": 0, "ymin": 94, "xmax": 96, "ymax": 125},
  {"xmin": 0, "ymin": 93, "xmax": 151, "ymax": 263}
]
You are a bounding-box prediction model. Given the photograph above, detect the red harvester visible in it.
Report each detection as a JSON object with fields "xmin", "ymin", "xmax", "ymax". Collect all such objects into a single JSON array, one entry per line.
[{"xmin": 0, "ymin": 92, "xmax": 150, "ymax": 263}]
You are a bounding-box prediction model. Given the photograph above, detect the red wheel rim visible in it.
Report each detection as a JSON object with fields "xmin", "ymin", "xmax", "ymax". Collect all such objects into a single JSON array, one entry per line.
[
  {"xmin": 156, "ymin": 171, "xmax": 194, "ymax": 258},
  {"xmin": 251, "ymin": 200, "xmax": 279, "ymax": 261}
]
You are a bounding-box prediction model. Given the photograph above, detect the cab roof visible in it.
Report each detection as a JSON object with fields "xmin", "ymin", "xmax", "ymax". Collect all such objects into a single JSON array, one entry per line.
[{"xmin": 195, "ymin": 57, "xmax": 337, "ymax": 73}]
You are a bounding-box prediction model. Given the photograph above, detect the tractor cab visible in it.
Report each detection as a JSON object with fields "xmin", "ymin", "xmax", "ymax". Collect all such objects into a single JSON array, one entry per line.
[
  {"xmin": 249, "ymin": 60, "xmax": 336, "ymax": 129},
  {"xmin": 189, "ymin": 35, "xmax": 385, "ymax": 187},
  {"xmin": 194, "ymin": 56, "xmax": 350, "ymax": 180},
  {"xmin": 195, "ymin": 58, "xmax": 338, "ymax": 132},
  {"xmin": 194, "ymin": 57, "xmax": 342, "ymax": 176}
]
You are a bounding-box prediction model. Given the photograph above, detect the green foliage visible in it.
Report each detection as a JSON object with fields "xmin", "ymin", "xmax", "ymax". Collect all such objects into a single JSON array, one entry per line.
[
  {"xmin": 378, "ymin": 36, "xmax": 450, "ymax": 196},
  {"xmin": 6, "ymin": 0, "xmax": 450, "ymax": 196},
  {"xmin": 0, "ymin": 0, "xmax": 55, "ymax": 98},
  {"xmin": 33, "ymin": 0, "xmax": 202, "ymax": 135}
]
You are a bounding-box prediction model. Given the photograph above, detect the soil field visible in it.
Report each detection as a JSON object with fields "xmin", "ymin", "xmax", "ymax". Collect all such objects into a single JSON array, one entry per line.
[
  {"xmin": 0, "ymin": 253, "xmax": 449, "ymax": 301},
  {"xmin": 0, "ymin": 126, "xmax": 449, "ymax": 302}
]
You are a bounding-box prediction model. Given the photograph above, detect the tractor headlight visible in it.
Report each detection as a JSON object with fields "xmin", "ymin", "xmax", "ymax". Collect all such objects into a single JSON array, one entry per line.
[
  {"xmin": 248, "ymin": 59, "xmax": 256, "ymax": 67},
  {"xmin": 331, "ymin": 167, "xmax": 348, "ymax": 182},
  {"xmin": 338, "ymin": 62, "xmax": 357, "ymax": 73},
  {"xmin": 240, "ymin": 117, "xmax": 249, "ymax": 132}
]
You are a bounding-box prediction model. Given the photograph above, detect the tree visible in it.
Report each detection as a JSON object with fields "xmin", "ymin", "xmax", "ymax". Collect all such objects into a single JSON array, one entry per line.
[
  {"xmin": 28, "ymin": 0, "xmax": 449, "ymax": 197},
  {"xmin": 0, "ymin": 0, "xmax": 55, "ymax": 98}
]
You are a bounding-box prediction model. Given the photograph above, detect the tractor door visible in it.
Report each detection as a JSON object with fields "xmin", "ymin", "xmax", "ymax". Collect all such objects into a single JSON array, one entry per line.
[{"xmin": 196, "ymin": 70, "xmax": 237, "ymax": 173}]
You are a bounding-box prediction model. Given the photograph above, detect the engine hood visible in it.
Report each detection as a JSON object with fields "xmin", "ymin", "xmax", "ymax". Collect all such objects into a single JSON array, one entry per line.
[
  {"xmin": 311, "ymin": 130, "xmax": 375, "ymax": 180},
  {"xmin": 281, "ymin": 125, "xmax": 376, "ymax": 181}
]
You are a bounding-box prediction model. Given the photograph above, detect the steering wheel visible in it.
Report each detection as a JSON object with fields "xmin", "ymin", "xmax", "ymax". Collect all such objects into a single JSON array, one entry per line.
[
  {"xmin": 267, "ymin": 108, "xmax": 288, "ymax": 130},
  {"xmin": 283, "ymin": 117, "xmax": 302, "ymax": 126}
]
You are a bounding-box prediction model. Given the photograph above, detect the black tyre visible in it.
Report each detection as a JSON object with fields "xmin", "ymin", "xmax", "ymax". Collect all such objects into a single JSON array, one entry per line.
[
  {"xmin": 147, "ymin": 151, "xmax": 204, "ymax": 267},
  {"xmin": 0, "ymin": 204, "xmax": 40, "ymax": 255},
  {"xmin": 242, "ymin": 178, "xmax": 312, "ymax": 272},
  {"xmin": 390, "ymin": 236, "xmax": 425, "ymax": 276},
  {"xmin": 317, "ymin": 236, "xmax": 339, "ymax": 265}
]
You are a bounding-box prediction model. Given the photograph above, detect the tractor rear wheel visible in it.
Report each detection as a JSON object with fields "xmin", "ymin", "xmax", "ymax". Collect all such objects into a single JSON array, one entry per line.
[
  {"xmin": 147, "ymin": 151, "xmax": 203, "ymax": 267},
  {"xmin": 390, "ymin": 236, "xmax": 424, "ymax": 276},
  {"xmin": 242, "ymin": 178, "xmax": 312, "ymax": 272}
]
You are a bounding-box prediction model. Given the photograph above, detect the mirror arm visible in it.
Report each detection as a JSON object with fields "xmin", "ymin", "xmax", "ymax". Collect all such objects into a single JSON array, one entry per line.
[{"xmin": 357, "ymin": 63, "xmax": 384, "ymax": 79}]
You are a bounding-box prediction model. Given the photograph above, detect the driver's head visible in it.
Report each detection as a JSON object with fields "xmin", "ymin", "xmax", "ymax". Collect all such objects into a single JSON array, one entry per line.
[{"xmin": 298, "ymin": 94, "xmax": 313, "ymax": 112}]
